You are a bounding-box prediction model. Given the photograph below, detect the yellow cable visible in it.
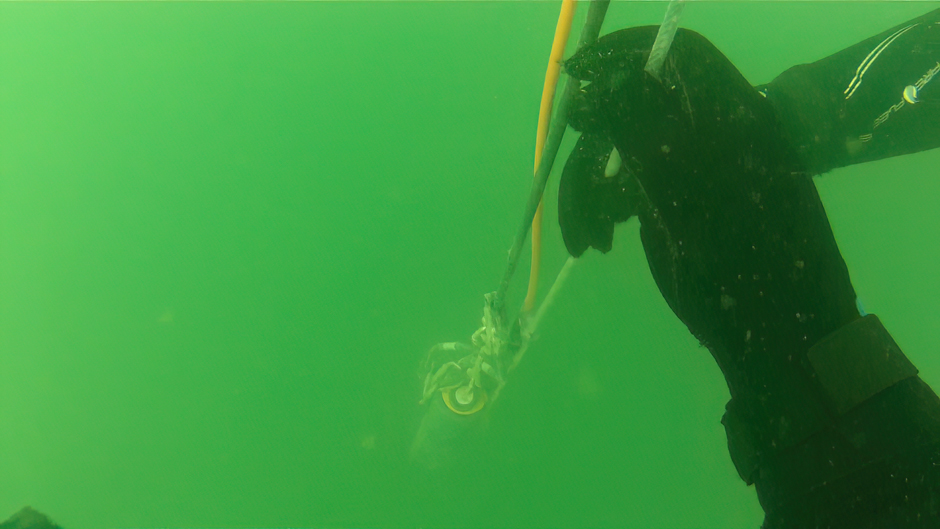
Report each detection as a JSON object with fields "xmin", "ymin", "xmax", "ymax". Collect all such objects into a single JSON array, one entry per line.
[{"xmin": 524, "ymin": 0, "xmax": 577, "ymax": 313}]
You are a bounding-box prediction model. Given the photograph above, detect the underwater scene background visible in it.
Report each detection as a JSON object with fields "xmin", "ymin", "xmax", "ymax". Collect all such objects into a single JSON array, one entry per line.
[{"xmin": 2, "ymin": 2, "xmax": 940, "ymax": 528}]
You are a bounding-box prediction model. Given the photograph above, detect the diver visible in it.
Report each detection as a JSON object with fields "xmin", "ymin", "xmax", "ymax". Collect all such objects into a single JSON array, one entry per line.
[{"xmin": 558, "ymin": 8, "xmax": 940, "ymax": 529}]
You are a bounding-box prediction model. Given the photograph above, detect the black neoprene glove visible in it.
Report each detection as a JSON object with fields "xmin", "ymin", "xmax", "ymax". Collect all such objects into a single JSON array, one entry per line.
[{"xmin": 561, "ymin": 26, "xmax": 860, "ymax": 419}]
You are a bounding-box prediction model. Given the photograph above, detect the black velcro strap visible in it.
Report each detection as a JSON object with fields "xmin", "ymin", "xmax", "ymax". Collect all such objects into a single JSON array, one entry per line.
[{"xmin": 807, "ymin": 314, "xmax": 918, "ymax": 415}]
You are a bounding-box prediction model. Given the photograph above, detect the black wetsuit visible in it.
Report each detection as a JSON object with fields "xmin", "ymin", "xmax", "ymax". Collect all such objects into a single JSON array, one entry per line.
[{"xmin": 559, "ymin": 10, "xmax": 940, "ymax": 528}]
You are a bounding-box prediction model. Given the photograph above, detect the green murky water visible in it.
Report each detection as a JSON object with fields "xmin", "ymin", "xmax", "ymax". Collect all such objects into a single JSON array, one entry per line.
[{"xmin": 2, "ymin": 2, "xmax": 939, "ymax": 527}]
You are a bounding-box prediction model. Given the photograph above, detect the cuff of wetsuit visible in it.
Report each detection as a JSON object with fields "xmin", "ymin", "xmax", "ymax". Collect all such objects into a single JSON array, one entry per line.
[
  {"xmin": 722, "ymin": 314, "xmax": 919, "ymax": 484},
  {"xmin": 807, "ymin": 314, "xmax": 918, "ymax": 415}
]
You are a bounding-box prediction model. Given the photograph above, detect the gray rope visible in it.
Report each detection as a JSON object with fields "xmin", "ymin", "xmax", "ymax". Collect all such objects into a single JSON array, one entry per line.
[
  {"xmin": 645, "ymin": 0, "xmax": 686, "ymax": 82},
  {"xmin": 493, "ymin": 0, "xmax": 611, "ymax": 317}
]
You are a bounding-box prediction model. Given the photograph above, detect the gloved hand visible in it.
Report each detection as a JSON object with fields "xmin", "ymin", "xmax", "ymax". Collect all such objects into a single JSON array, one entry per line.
[{"xmin": 560, "ymin": 26, "xmax": 860, "ymax": 416}]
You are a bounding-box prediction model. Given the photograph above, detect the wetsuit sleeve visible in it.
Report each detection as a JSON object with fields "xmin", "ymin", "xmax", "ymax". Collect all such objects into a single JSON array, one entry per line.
[{"xmin": 760, "ymin": 9, "xmax": 940, "ymax": 175}]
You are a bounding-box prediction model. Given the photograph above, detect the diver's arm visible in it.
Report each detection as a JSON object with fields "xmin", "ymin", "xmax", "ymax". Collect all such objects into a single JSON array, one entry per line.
[
  {"xmin": 760, "ymin": 8, "xmax": 940, "ymax": 175},
  {"xmin": 561, "ymin": 22, "xmax": 940, "ymax": 528}
]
